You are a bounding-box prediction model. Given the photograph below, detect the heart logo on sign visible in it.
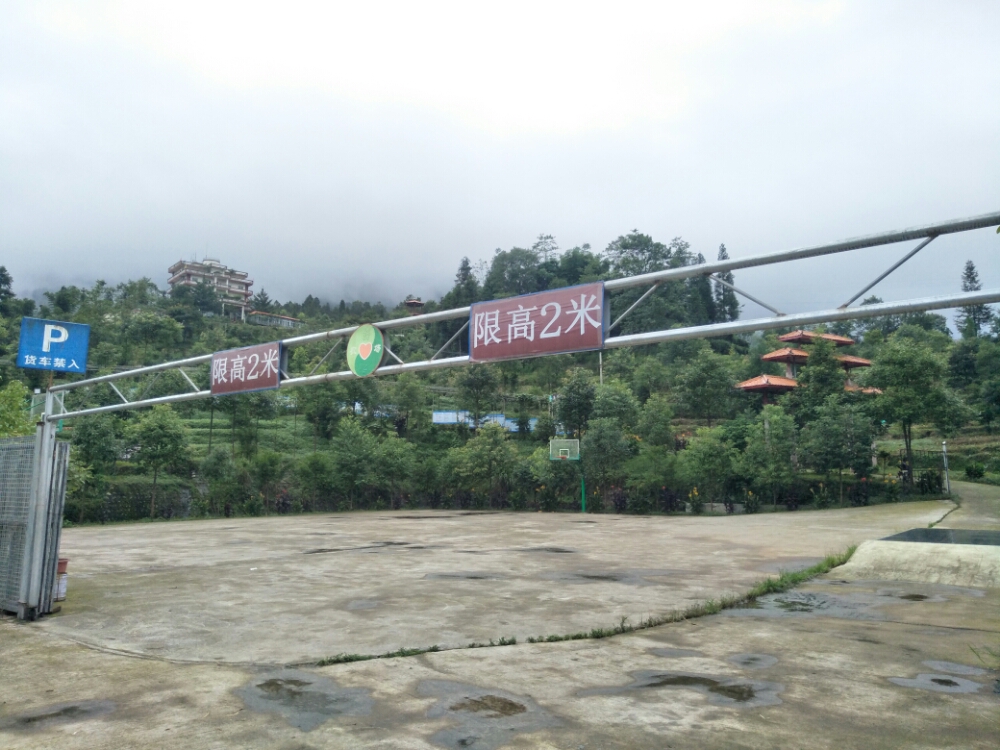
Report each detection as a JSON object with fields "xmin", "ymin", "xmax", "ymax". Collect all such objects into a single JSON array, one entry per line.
[{"xmin": 358, "ymin": 343, "xmax": 373, "ymax": 360}]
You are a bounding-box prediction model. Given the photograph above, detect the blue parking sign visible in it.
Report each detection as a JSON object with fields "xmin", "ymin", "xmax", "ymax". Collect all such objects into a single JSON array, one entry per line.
[{"xmin": 17, "ymin": 318, "xmax": 90, "ymax": 373}]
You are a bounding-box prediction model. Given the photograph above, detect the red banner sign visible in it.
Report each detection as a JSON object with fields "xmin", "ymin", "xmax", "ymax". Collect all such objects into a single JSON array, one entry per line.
[
  {"xmin": 211, "ymin": 342, "xmax": 282, "ymax": 395},
  {"xmin": 469, "ymin": 282, "xmax": 607, "ymax": 362}
]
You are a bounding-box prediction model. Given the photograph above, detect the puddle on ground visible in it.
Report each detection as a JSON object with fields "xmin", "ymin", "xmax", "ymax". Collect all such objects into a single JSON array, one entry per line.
[
  {"xmin": 728, "ymin": 653, "xmax": 779, "ymax": 669},
  {"xmin": 580, "ymin": 671, "xmax": 782, "ymax": 707},
  {"xmin": 543, "ymin": 569, "xmax": 677, "ymax": 586},
  {"xmin": 649, "ymin": 648, "xmax": 705, "ymax": 659},
  {"xmin": 889, "ymin": 674, "xmax": 984, "ymax": 694},
  {"xmin": 921, "ymin": 660, "xmax": 987, "ymax": 676},
  {"xmin": 518, "ymin": 547, "xmax": 576, "ymax": 554},
  {"xmin": 1, "ymin": 700, "xmax": 115, "ymax": 730},
  {"xmin": 303, "ymin": 542, "xmax": 410, "ymax": 555},
  {"xmin": 236, "ymin": 669, "xmax": 373, "ymax": 731},
  {"xmin": 425, "ymin": 572, "xmax": 504, "ymax": 581},
  {"xmin": 726, "ymin": 590, "xmax": 885, "ymax": 621},
  {"xmin": 898, "ymin": 594, "xmax": 927, "ymax": 601},
  {"xmin": 756, "ymin": 557, "xmax": 823, "ymax": 574},
  {"xmin": 418, "ymin": 680, "xmax": 560, "ymax": 750}
]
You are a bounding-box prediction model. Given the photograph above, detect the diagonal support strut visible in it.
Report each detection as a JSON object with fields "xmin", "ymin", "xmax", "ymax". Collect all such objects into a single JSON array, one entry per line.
[
  {"xmin": 709, "ymin": 274, "xmax": 785, "ymax": 317},
  {"xmin": 431, "ymin": 321, "xmax": 469, "ymax": 360},
  {"xmin": 840, "ymin": 236, "xmax": 936, "ymax": 309}
]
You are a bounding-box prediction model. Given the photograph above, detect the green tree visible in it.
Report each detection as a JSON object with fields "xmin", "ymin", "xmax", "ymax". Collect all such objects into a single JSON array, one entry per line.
[
  {"xmin": 0, "ymin": 266, "xmax": 14, "ymax": 317},
  {"xmin": 70, "ymin": 414, "xmax": 121, "ymax": 473},
  {"xmin": 191, "ymin": 281, "xmax": 222, "ymax": 314},
  {"xmin": 866, "ymin": 337, "xmax": 951, "ymax": 478},
  {"xmin": 673, "ymin": 347, "xmax": 735, "ymax": 426},
  {"xmin": 458, "ymin": 365, "xmax": 499, "ymax": 427},
  {"xmin": 631, "ymin": 357, "xmax": 668, "ymax": 404},
  {"xmin": 686, "ymin": 253, "xmax": 717, "ymax": 325},
  {"xmin": 713, "ymin": 244, "xmax": 740, "ymax": 322},
  {"xmin": 955, "ymin": 260, "xmax": 993, "ymax": 338},
  {"xmin": 297, "ymin": 382, "xmax": 348, "ymax": 439},
  {"xmin": 799, "ymin": 396, "xmax": 876, "ymax": 504},
  {"xmin": 374, "ymin": 435, "xmax": 417, "ymax": 507},
  {"xmin": 740, "ymin": 405, "xmax": 797, "ymax": 507},
  {"xmin": 0, "ymin": 381, "xmax": 34, "ymax": 438},
  {"xmin": 591, "ymin": 380, "xmax": 640, "ymax": 431},
  {"xmin": 624, "ymin": 444, "xmax": 676, "ymax": 513},
  {"xmin": 678, "ymin": 427, "xmax": 737, "ymax": 507},
  {"xmin": 557, "ymin": 368, "xmax": 595, "ymax": 437},
  {"xmin": 443, "ymin": 424, "xmax": 518, "ymax": 506},
  {"xmin": 330, "ymin": 419, "xmax": 380, "ymax": 508},
  {"xmin": 582, "ymin": 417, "xmax": 634, "ymax": 501},
  {"xmin": 250, "ymin": 288, "xmax": 274, "ymax": 312},
  {"xmin": 390, "ymin": 373, "xmax": 427, "ymax": 436},
  {"xmin": 295, "ymin": 452, "xmax": 337, "ymax": 511},
  {"xmin": 482, "ymin": 247, "xmax": 543, "ymax": 298},
  {"xmin": 636, "ymin": 394, "xmax": 674, "ymax": 447},
  {"xmin": 786, "ymin": 337, "xmax": 845, "ymax": 424},
  {"xmin": 128, "ymin": 405, "xmax": 189, "ymax": 517},
  {"xmin": 252, "ymin": 450, "xmax": 289, "ymax": 512}
]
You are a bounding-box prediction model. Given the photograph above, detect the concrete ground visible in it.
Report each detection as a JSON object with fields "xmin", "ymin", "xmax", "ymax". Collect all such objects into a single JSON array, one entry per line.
[{"xmin": 1, "ymin": 485, "xmax": 997, "ymax": 749}]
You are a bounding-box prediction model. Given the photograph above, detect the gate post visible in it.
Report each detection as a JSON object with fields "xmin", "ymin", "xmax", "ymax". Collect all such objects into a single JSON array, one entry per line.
[{"xmin": 17, "ymin": 391, "xmax": 57, "ymax": 620}]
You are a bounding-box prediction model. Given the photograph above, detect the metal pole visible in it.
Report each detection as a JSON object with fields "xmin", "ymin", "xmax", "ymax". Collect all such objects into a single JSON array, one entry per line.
[
  {"xmin": 603, "ymin": 210, "xmax": 1000, "ymax": 292},
  {"xmin": 942, "ymin": 441, "xmax": 950, "ymax": 494},
  {"xmin": 599, "ymin": 351, "xmax": 603, "ymax": 385},
  {"xmin": 581, "ymin": 469, "xmax": 586, "ymax": 514},
  {"xmin": 604, "ymin": 290, "xmax": 1000, "ymax": 349},
  {"xmin": 19, "ymin": 391, "xmax": 57, "ymax": 620}
]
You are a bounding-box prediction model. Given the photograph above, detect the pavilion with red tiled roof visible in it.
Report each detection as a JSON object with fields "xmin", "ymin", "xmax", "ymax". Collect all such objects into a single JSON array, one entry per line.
[
  {"xmin": 736, "ymin": 329, "xmax": 878, "ymax": 401},
  {"xmin": 778, "ymin": 330, "xmax": 855, "ymax": 347},
  {"xmin": 735, "ymin": 374, "xmax": 798, "ymax": 393}
]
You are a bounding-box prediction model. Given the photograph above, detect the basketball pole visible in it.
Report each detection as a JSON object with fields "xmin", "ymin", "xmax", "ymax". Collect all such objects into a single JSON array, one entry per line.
[{"xmin": 580, "ymin": 466, "xmax": 586, "ymax": 513}]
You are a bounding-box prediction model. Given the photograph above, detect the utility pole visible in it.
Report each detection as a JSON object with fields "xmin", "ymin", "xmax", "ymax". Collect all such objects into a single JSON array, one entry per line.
[{"xmin": 942, "ymin": 441, "xmax": 950, "ymax": 494}]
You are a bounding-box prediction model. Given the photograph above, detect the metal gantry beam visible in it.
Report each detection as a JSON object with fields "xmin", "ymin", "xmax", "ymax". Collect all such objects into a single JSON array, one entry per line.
[{"xmin": 44, "ymin": 210, "xmax": 1000, "ymax": 422}]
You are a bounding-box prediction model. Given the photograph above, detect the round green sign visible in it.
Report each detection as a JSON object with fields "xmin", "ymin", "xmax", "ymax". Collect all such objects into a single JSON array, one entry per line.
[{"xmin": 346, "ymin": 324, "xmax": 385, "ymax": 377}]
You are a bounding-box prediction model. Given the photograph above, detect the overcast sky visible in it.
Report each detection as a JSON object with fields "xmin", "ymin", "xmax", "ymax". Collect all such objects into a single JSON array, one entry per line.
[{"xmin": 1, "ymin": 1, "xmax": 997, "ymax": 324}]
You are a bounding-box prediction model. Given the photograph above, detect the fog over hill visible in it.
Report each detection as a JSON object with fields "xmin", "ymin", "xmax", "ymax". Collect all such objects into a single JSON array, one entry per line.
[{"xmin": 2, "ymin": 2, "xmax": 998, "ymax": 320}]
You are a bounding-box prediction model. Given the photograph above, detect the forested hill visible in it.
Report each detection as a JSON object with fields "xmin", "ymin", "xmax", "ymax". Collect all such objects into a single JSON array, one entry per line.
[
  {"xmin": 0, "ymin": 231, "xmax": 743, "ymax": 383},
  {"xmin": 0, "ymin": 235, "xmax": 997, "ymax": 524}
]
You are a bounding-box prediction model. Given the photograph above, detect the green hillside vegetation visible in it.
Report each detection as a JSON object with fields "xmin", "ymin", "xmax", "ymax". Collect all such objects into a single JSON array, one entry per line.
[{"xmin": 0, "ymin": 236, "xmax": 997, "ymax": 523}]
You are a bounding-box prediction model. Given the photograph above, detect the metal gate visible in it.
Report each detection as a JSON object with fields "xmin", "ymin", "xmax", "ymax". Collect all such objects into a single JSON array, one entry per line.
[{"xmin": 0, "ymin": 434, "xmax": 70, "ymax": 619}]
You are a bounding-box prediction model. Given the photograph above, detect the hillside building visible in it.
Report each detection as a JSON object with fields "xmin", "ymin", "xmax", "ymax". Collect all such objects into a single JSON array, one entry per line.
[
  {"xmin": 246, "ymin": 310, "xmax": 303, "ymax": 329},
  {"xmin": 167, "ymin": 259, "xmax": 253, "ymax": 319}
]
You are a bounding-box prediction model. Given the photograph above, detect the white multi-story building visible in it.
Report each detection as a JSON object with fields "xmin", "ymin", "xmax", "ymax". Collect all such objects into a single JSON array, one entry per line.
[{"xmin": 167, "ymin": 258, "xmax": 253, "ymax": 318}]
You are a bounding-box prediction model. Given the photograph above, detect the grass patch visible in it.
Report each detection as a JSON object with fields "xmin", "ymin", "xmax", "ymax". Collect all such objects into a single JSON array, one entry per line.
[{"xmin": 308, "ymin": 546, "xmax": 856, "ymax": 666}]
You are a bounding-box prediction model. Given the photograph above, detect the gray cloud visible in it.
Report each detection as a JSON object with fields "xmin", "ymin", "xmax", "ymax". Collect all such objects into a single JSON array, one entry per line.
[{"xmin": 1, "ymin": 2, "xmax": 997, "ymax": 328}]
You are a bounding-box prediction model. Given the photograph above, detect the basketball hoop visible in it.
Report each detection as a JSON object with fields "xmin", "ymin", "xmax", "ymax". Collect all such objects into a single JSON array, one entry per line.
[{"xmin": 549, "ymin": 439, "xmax": 579, "ymax": 462}]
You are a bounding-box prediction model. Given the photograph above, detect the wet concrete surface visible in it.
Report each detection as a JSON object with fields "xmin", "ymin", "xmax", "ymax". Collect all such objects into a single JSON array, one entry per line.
[
  {"xmin": 1, "ymin": 488, "xmax": 997, "ymax": 748},
  {"xmin": 35, "ymin": 499, "xmax": 952, "ymax": 663},
  {"xmin": 234, "ymin": 668, "xmax": 373, "ymax": 731},
  {"xmin": 418, "ymin": 680, "xmax": 561, "ymax": 750},
  {"xmin": 579, "ymin": 670, "xmax": 784, "ymax": 707}
]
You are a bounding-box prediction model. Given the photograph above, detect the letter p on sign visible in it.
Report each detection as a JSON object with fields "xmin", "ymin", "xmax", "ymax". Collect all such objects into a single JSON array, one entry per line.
[{"xmin": 43, "ymin": 324, "xmax": 69, "ymax": 352}]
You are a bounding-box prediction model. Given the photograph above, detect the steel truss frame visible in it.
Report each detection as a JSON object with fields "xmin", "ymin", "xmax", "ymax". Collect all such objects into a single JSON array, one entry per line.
[{"xmin": 45, "ymin": 210, "xmax": 1000, "ymax": 423}]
